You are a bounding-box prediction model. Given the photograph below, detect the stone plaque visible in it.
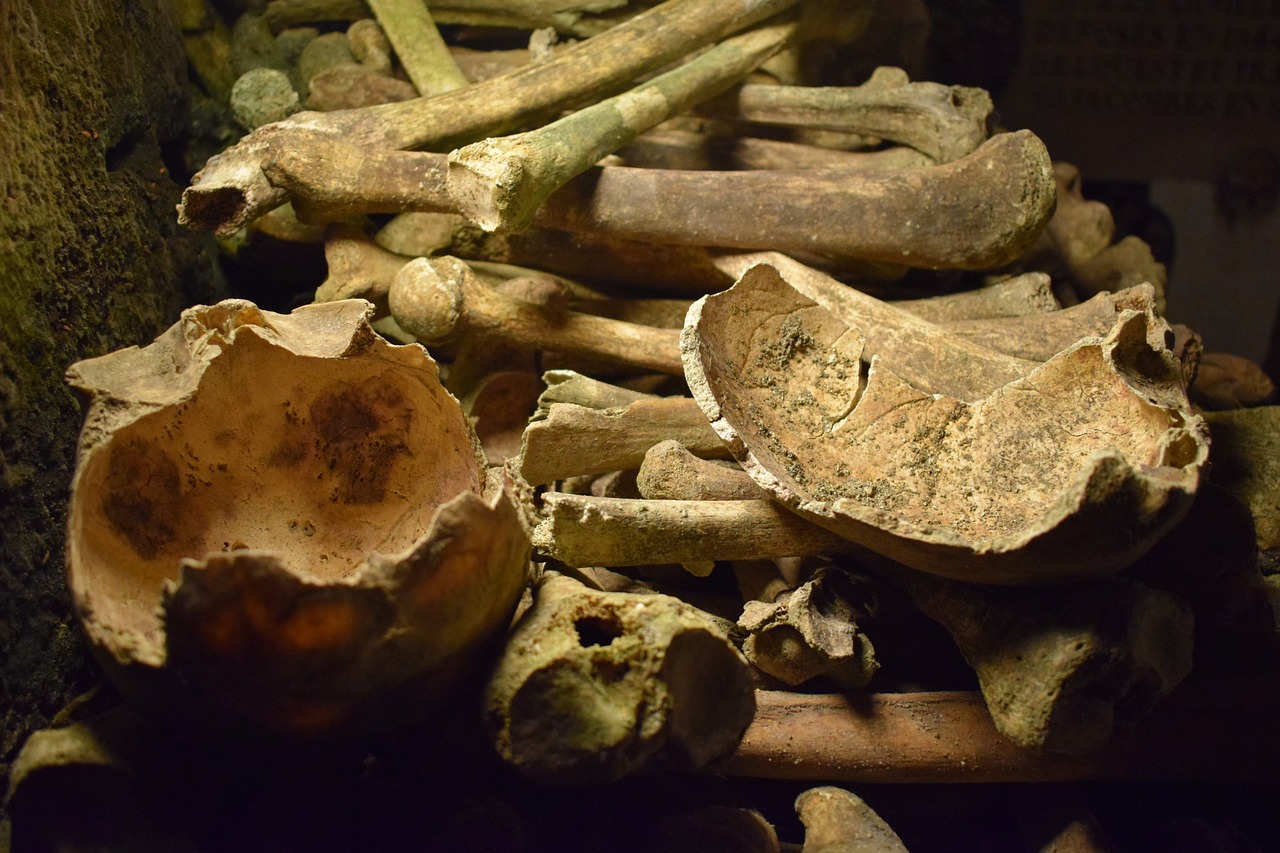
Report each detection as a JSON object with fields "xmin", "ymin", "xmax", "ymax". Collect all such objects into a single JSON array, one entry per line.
[{"xmin": 997, "ymin": 0, "xmax": 1280, "ymax": 180}]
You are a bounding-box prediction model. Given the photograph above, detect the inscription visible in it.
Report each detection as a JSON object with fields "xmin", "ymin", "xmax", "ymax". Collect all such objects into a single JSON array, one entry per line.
[{"xmin": 1016, "ymin": 8, "xmax": 1280, "ymax": 121}]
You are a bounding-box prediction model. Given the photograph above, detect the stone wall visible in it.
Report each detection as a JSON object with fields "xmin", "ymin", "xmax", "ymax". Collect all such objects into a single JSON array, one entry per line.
[{"xmin": 0, "ymin": 0, "xmax": 224, "ymax": 769}]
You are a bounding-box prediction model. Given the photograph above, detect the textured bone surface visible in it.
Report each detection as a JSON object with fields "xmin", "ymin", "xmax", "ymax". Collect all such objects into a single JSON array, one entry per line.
[
  {"xmin": 738, "ymin": 565, "xmax": 879, "ymax": 689},
  {"xmin": 538, "ymin": 130, "xmax": 1056, "ymax": 271},
  {"xmin": 180, "ymin": 0, "xmax": 803, "ymax": 235},
  {"xmin": 484, "ymin": 572, "xmax": 755, "ymax": 784},
  {"xmin": 795, "ymin": 786, "xmax": 909, "ymax": 853},
  {"xmin": 446, "ymin": 20, "xmax": 795, "ymax": 232},
  {"xmin": 637, "ymin": 439, "xmax": 768, "ymax": 502},
  {"xmin": 389, "ymin": 255, "xmax": 685, "ymax": 374},
  {"xmin": 65, "ymin": 299, "xmax": 530, "ymax": 736},
  {"xmin": 703, "ymin": 65, "xmax": 993, "ymax": 163},
  {"xmin": 518, "ymin": 388, "xmax": 726, "ymax": 487},
  {"xmin": 683, "ymin": 261, "xmax": 1208, "ymax": 584},
  {"xmin": 893, "ymin": 571, "xmax": 1194, "ymax": 754},
  {"xmin": 939, "ymin": 284, "xmax": 1158, "ymax": 362},
  {"xmin": 892, "ymin": 271, "xmax": 1058, "ymax": 323},
  {"xmin": 711, "ymin": 252, "xmax": 1038, "ymax": 402},
  {"xmin": 533, "ymin": 493, "xmax": 858, "ymax": 568}
]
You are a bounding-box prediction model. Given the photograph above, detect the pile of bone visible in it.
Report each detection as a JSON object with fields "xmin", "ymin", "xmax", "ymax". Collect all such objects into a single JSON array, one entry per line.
[{"xmin": 86, "ymin": 0, "xmax": 1280, "ymax": 807}]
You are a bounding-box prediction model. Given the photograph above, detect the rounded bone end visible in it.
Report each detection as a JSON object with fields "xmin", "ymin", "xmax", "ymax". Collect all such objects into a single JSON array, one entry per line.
[{"xmin": 388, "ymin": 256, "xmax": 465, "ymax": 344}]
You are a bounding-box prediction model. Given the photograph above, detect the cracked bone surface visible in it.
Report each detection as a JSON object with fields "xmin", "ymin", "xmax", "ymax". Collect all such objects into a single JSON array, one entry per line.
[
  {"xmin": 180, "ymin": 0, "xmax": 803, "ymax": 235},
  {"xmin": 64, "ymin": 300, "xmax": 531, "ymax": 737},
  {"xmin": 701, "ymin": 65, "xmax": 994, "ymax": 164},
  {"xmin": 683, "ymin": 259, "xmax": 1208, "ymax": 584},
  {"xmin": 483, "ymin": 572, "xmax": 755, "ymax": 784},
  {"xmin": 711, "ymin": 252, "xmax": 1039, "ymax": 402},
  {"xmin": 388, "ymin": 255, "xmax": 684, "ymax": 375},
  {"xmin": 447, "ymin": 19, "xmax": 796, "ymax": 232}
]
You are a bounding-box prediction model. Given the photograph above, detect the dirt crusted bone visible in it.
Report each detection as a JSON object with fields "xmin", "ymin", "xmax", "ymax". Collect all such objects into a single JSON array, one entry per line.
[
  {"xmin": 178, "ymin": 0, "xmax": 804, "ymax": 236},
  {"xmin": 484, "ymin": 571, "xmax": 755, "ymax": 785},
  {"xmin": 253, "ymin": 127, "xmax": 1054, "ymax": 273},
  {"xmin": 65, "ymin": 299, "xmax": 531, "ymax": 737},
  {"xmin": 682, "ymin": 261, "xmax": 1208, "ymax": 585}
]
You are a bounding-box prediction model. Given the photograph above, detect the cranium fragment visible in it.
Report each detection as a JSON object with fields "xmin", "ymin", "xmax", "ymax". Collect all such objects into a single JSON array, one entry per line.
[
  {"xmin": 683, "ymin": 263, "xmax": 1209, "ymax": 584},
  {"xmin": 66, "ymin": 299, "xmax": 531, "ymax": 736}
]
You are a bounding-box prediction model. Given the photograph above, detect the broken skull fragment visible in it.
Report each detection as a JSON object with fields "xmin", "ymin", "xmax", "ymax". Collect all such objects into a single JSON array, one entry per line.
[
  {"xmin": 682, "ymin": 260, "xmax": 1209, "ymax": 585},
  {"xmin": 65, "ymin": 299, "xmax": 531, "ymax": 737}
]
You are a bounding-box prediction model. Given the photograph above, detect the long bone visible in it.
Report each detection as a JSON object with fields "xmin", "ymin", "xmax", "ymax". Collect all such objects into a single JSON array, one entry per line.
[
  {"xmin": 389, "ymin": 256, "xmax": 684, "ymax": 375},
  {"xmin": 447, "ymin": 19, "xmax": 797, "ymax": 232},
  {"xmin": 517, "ymin": 375, "xmax": 728, "ymax": 487},
  {"xmin": 262, "ymin": 0, "xmax": 660, "ymax": 38},
  {"xmin": 539, "ymin": 470, "xmax": 1196, "ymax": 754},
  {"xmin": 533, "ymin": 494, "xmax": 860, "ymax": 567},
  {"xmin": 366, "ymin": 0, "xmax": 468, "ymax": 96},
  {"xmin": 377, "ymin": 213, "xmax": 738, "ymax": 297},
  {"xmin": 258, "ymin": 129, "xmax": 1056, "ymax": 271},
  {"xmin": 538, "ymin": 130, "xmax": 1054, "ymax": 270},
  {"xmin": 615, "ymin": 127, "xmax": 934, "ymax": 172},
  {"xmin": 180, "ymin": 0, "xmax": 803, "ymax": 235},
  {"xmin": 699, "ymin": 66, "xmax": 994, "ymax": 163}
]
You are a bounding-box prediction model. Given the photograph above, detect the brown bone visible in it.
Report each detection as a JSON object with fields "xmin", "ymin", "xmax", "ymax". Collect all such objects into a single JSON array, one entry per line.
[
  {"xmin": 701, "ymin": 66, "xmax": 994, "ymax": 163},
  {"xmin": 484, "ymin": 571, "xmax": 755, "ymax": 784},
  {"xmin": 388, "ymin": 256, "xmax": 684, "ymax": 375},
  {"xmin": 683, "ymin": 260, "xmax": 1208, "ymax": 584},
  {"xmin": 180, "ymin": 0, "xmax": 804, "ymax": 235}
]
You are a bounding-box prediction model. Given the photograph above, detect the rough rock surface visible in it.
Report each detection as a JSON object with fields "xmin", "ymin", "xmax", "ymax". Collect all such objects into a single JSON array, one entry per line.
[{"xmin": 0, "ymin": 0, "xmax": 224, "ymax": 769}]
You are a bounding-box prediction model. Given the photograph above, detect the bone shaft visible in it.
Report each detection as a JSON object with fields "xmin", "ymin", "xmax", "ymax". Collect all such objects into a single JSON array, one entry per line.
[
  {"xmin": 637, "ymin": 440, "xmax": 767, "ymax": 502},
  {"xmin": 335, "ymin": 0, "xmax": 804, "ymax": 151},
  {"xmin": 617, "ymin": 128, "xmax": 934, "ymax": 172},
  {"xmin": 460, "ymin": 282, "xmax": 684, "ymax": 375},
  {"xmin": 537, "ymin": 371, "xmax": 655, "ymax": 409},
  {"xmin": 264, "ymin": 139, "xmax": 452, "ymax": 222},
  {"xmin": 732, "ymin": 559, "xmax": 791, "ymax": 604},
  {"xmin": 519, "ymin": 398, "xmax": 726, "ymax": 486},
  {"xmin": 893, "ymin": 272, "xmax": 1057, "ymax": 323},
  {"xmin": 367, "ymin": 0, "xmax": 468, "ymax": 95},
  {"xmin": 725, "ymin": 679, "xmax": 1280, "ymax": 783},
  {"xmin": 484, "ymin": 227, "xmax": 737, "ymax": 297},
  {"xmin": 181, "ymin": 0, "xmax": 803, "ymax": 235},
  {"xmin": 538, "ymin": 131, "xmax": 1055, "ymax": 271},
  {"xmin": 702, "ymin": 80, "xmax": 991, "ymax": 163},
  {"xmin": 939, "ymin": 285, "xmax": 1152, "ymax": 362},
  {"xmin": 446, "ymin": 20, "xmax": 796, "ymax": 230},
  {"xmin": 533, "ymin": 494, "xmax": 858, "ymax": 566},
  {"xmin": 262, "ymin": 0, "xmax": 369, "ymax": 31}
]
